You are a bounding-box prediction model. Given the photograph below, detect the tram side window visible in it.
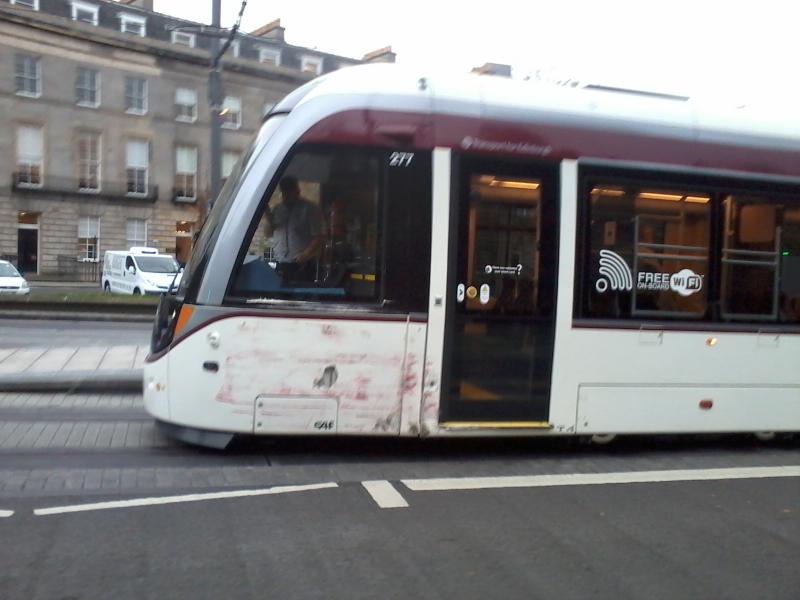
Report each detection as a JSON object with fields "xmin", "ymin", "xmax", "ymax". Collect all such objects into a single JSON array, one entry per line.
[
  {"xmin": 230, "ymin": 148, "xmax": 382, "ymax": 303},
  {"xmin": 584, "ymin": 183, "xmax": 711, "ymax": 320},
  {"xmin": 721, "ymin": 195, "xmax": 800, "ymax": 323}
]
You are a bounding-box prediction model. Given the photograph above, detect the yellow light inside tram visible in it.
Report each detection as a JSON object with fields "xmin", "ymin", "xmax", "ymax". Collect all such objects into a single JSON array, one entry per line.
[
  {"xmin": 489, "ymin": 179, "xmax": 540, "ymax": 190},
  {"xmin": 591, "ymin": 188, "xmax": 625, "ymax": 197},
  {"xmin": 638, "ymin": 192, "xmax": 684, "ymax": 201}
]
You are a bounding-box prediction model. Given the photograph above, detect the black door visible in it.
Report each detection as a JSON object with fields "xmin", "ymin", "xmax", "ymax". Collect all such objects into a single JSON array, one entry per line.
[
  {"xmin": 440, "ymin": 156, "xmax": 559, "ymax": 423},
  {"xmin": 17, "ymin": 228, "xmax": 38, "ymax": 274}
]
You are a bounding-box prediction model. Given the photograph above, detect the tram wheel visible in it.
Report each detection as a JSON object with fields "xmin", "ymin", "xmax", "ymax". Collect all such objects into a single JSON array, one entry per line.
[{"xmin": 590, "ymin": 433, "xmax": 617, "ymax": 445}]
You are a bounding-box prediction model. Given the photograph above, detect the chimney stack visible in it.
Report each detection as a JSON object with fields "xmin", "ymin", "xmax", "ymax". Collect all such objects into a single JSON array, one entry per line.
[
  {"xmin": 117, "ymin": 0, "xmax": 154, "ymax": 11},
  {"xmin": 362, "ymin": 46, "xmax": 396, "ymax": 64},
  {"xmin": 471, "ymin": 63, "xmax": 512, "ymax": 77},
  {"xmin": 250, "ymin": 18, "xmax": 285, "ymax": 43}
]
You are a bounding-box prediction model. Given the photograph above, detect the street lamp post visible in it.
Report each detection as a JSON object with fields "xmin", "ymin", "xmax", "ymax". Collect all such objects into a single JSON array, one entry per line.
[
  {"xmin": 173, "ymin": 0, "xmax": 247, "ymax": 212},
  {"xmin": 208, "ymin": 0, "xmax": 223, "ymax": 208}
]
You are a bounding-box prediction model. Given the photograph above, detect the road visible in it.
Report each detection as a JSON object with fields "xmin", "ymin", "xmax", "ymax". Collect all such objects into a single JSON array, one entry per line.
[
  {"xmin": 0, "ymin": 391, "xmax": 797, "ymax": 599},
  {"xmin": 0, "ymin": 318, "xmax": 151, "ymax": 348}
]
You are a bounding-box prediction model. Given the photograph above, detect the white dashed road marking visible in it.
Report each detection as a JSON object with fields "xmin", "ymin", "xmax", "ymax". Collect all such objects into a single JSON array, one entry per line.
[
  {"xmin": 34, "ymin": 482, "xmax": 338, "ymax": 516},
  {"xmin": 362, "ymin": 480, "xmax": 409, "ymax": 508},
  {"xmin": 402, "ymin": 466, "xmax": 800, "ymax": 492},
  {"xmin": 0, "ymin": 510, "xmax": 13, "ymax": 518}
]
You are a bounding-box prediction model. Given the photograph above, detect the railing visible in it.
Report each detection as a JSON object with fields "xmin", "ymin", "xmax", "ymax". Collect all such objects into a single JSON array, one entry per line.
[
  {"xmin": 12, "ymin": 174, "xmax": 158, "ymax": 202},
  {"xmin": 56, "ymin": 255, "xmax": 101, "ymax": 282}
]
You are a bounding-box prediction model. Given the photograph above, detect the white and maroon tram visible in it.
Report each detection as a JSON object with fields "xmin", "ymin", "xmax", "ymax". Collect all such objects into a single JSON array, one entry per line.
[{"xmin": 145, "ymin": 65, "xmax": 800, "ymax": 447}]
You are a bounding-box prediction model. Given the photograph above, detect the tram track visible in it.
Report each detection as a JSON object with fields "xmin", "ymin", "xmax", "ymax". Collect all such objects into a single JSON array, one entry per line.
[{"xmin": 0, "ymin": 391, "xmax": 797, "ymax": 502}]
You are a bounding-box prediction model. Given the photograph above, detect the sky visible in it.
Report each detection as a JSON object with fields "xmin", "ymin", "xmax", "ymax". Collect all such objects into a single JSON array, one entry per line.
[{"xmin": 156, "ymin": 0, "xmax": 800, "ymax": 107}]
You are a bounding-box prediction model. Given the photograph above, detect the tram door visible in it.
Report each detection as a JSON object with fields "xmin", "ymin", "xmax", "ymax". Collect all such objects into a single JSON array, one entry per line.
[{"xmin": 440, "ymin": 157, "xmax": 559, "ymax": 424}]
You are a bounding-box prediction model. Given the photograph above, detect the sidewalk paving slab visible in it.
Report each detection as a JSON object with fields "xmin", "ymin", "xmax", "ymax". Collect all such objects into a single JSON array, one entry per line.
[{"xmin": 0, "ymin": 344, "xmax": 144, "ymax": 392}]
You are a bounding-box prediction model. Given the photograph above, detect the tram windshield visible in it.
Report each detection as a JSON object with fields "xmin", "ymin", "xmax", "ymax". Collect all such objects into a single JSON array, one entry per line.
[{"xmin": 177, "ymin": 115, "xmax": 286, "ymax": 298}]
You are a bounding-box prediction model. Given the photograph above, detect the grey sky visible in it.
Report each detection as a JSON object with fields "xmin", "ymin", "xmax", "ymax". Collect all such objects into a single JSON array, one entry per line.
[{"xmin": 155, "ymin": 0, "xmax": 800, "ymax": 106}]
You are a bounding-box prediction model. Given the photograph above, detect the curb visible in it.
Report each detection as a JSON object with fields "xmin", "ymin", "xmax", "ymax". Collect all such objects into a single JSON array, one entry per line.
[
  {"xmin": 0, "ymin": 369, "xmax": 143, "ymax": 393},
  {"xmin": 0, "ymin": 311, "xmax": 154, "ymax": 322}
]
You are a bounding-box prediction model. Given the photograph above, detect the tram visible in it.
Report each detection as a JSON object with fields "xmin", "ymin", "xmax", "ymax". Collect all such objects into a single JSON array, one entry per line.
[{"xmin": 145, "ymin": 64, "xmax": 800, "ymax": 448}]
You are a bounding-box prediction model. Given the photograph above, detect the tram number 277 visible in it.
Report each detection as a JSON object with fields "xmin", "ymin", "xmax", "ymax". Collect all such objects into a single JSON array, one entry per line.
[{"xmin": 389, "ymin": 152, "xmax": 414, "ymax": 167}]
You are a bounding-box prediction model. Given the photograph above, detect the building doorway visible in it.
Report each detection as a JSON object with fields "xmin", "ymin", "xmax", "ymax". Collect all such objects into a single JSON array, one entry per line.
[{"xmin": 17, "ymin": 212, "xmax": 39, "ymax": 275}]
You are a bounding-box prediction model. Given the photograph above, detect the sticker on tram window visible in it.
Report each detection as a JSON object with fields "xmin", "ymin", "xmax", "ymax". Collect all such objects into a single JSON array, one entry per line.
[
  {"xmin": 485, "ymin": 264, "xmax": 523, "ymax": 276},
  {"xmin": 595, "ymin": 249, "xmax": 703, "ymax": 296},
  {"xmin": 466, "ymin": 285, "xmax": 478, "ymax": 299},
  {"xmin": 388, "ymin": 152, "xmax": 414, "ymax": 167},
  {"xmin": 457, "ymin": 283, "xmax": 465, "ymax": 303}
]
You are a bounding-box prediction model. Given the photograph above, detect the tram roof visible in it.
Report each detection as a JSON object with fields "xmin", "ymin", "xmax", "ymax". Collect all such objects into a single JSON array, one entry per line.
[{"xmin": 286, "ymin": 64, "xmax": 800, "ymax": 154}]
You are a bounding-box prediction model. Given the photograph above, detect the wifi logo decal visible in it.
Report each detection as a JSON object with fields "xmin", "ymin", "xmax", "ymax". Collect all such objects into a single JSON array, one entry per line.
[{"xmin": 596, "ymin": 249, "xmax": 633, "ymax": 293}]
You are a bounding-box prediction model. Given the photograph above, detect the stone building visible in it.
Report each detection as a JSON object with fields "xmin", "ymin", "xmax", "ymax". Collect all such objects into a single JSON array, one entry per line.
[{"xmin": 0, "ymin": 0, "xmax": 393, "ymax": 278}]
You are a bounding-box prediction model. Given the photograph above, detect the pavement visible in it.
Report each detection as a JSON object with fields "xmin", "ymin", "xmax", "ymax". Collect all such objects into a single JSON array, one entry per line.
[{"xmin": 0, "ymin": 345, "xmax": 144, "ymax": 392}]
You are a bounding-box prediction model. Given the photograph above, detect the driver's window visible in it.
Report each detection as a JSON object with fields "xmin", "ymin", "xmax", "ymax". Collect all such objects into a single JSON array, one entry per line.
[{"xmin": 230, "ymin": 147, "xmax": 381, "ymax": 303}]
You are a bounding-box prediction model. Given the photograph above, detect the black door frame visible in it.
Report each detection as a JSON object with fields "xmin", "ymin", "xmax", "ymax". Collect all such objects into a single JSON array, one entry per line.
[{"xmin": 439, "ymin": 152, "xmax": 561, "ymax": 423}]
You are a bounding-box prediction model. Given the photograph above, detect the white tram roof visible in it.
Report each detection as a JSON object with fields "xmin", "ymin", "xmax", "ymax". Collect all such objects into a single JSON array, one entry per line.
[{"xmin": 288, "ymin": 64, "xmax": 800, "ymax": 153}]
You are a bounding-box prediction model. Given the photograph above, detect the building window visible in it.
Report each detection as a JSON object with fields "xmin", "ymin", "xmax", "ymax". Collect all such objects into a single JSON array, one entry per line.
[
  {"xmin": 77, "ymin": 132, "xmax": 100, "ymax": 192},
  {"xmin": 15, "ymin": 125, "xmax": 43, "ymax": 188},
  {"xmin": 126, "ymin": 219, "xmax": 147, "ymax": 247},
  {"xmin": 258, "ymin": 47, "xmax": 281, "ymax": 66},
  {"xmin": 175, "ymin": 146, "xmax": 197, "ymax": 201},
  {"xmin": 126, "ymin": 139, "xmax": 149, "ymax": 196},
  {"xmin": 229, "ymin": 39, "xmax": 240, "ymax": 58},
  {"xmin": 75, "ymin": 67, "xmax": 100, "ymax": 107},
  {"xmin": 125, "ymin": 76, "xmax": 147, "ymax": 114},
  {"xmin": 171, "ymin": 31, "xmax": 196, "ymax": 48},
  {"xmin": 78, "ymin": 217, "xmax": 100, "ymax": 261},
  {"xmin": 10, "ymin": 0, "xmax": 39, "ymax": 9},
  {"xmin": 119, "ymin": 13, "xmax": 146, "ymax": 37},
  {"xmin": 175, "ymin": 88, "xmax": 197, "ymax": 123},
  {"xmin": 221, "ymin": 151, "xmax": 240, "ymax": 187},
  {"xmin": 221, "ymin": 96, "xmax": 241, "ymax": 129},
  {"xmin": 301, "ymin": 55, "xmax": 322, "ymax": 75},
  {"xmin": 71, "ymin": 1, "xmax": 98, "ymax": 25},
  {"xmin": 15, "ymin": 54, "xmax": 40, "ymax": 97}
]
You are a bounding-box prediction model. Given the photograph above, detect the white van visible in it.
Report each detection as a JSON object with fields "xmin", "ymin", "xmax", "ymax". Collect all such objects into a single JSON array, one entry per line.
[{"xmin": 101, "ymin": 247, "xmax": 182, "ymax": 295}]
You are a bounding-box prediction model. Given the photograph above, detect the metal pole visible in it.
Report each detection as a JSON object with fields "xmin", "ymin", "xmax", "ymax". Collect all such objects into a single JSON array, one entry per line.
[{"xmin": 208, "ymin": 0, "xmax": 222, "ymax": 210}]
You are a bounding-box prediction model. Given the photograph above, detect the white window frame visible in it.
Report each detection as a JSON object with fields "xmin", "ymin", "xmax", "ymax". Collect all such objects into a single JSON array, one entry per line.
[
  {"xmin": 119, "ymin": 13, "xmax": 146, "ymax": 37},
  {"xmin": 171, "ymin": 31, "xmax": 196, "ymax": 48},
  {"xmin": 126, "ymin": 139, "xmax": 149, "ymax": 197},
  {"xmin": 221, "ymin": 96, "xmax": 242, "ymax": 130},
  {"xmin": 174, "ymin": 87, "xmax": 198, "ymax": 123},
  {"xmin": 10, "ymin": 0, "xmax": 39, "ymax": 9},
  {"xmin": 258, "ymin": 46, "xmax": 281, "ymax": 66},
  {"xmin": 301, "ymin": 55, "xmax": 323, "ymax": 75},
  {"xmin": 126, "ymin": 219, "xmax": 147, "ymax": 248},
  {"xmin": 175, "ymin": 146, "xmax": 198, "ymax": 201},
  {"xmin": 16, "ymin": 125, "xmax": 44, "ymax": 189},
  {"xmin": 77, "ymin": 131, "xmax": 101, "ymax": 193},
  {"xmin": 77, "ymin": 217, "xmax": 100, "ymax": 262},
  {"xmin": 229, "ymin": 39, "xmax": 240, "ymax": 58},
  {"xmin": 221, "ymin": 150, "xmax": 240, "ymax": 183},
  {"xmin": 75, "ymin": 67, "xmax": 100, "ymax": 108},
  {"xmin": 125, "ymin": 76, "xmax": 148, "ymax": 115},
  {"xmin": 71, "ymin": 1, "xmax": 99, "ymax": 26},
  {"xmin": 15, "ymin": 54, "xmax": 41, "ymax": 98}
]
